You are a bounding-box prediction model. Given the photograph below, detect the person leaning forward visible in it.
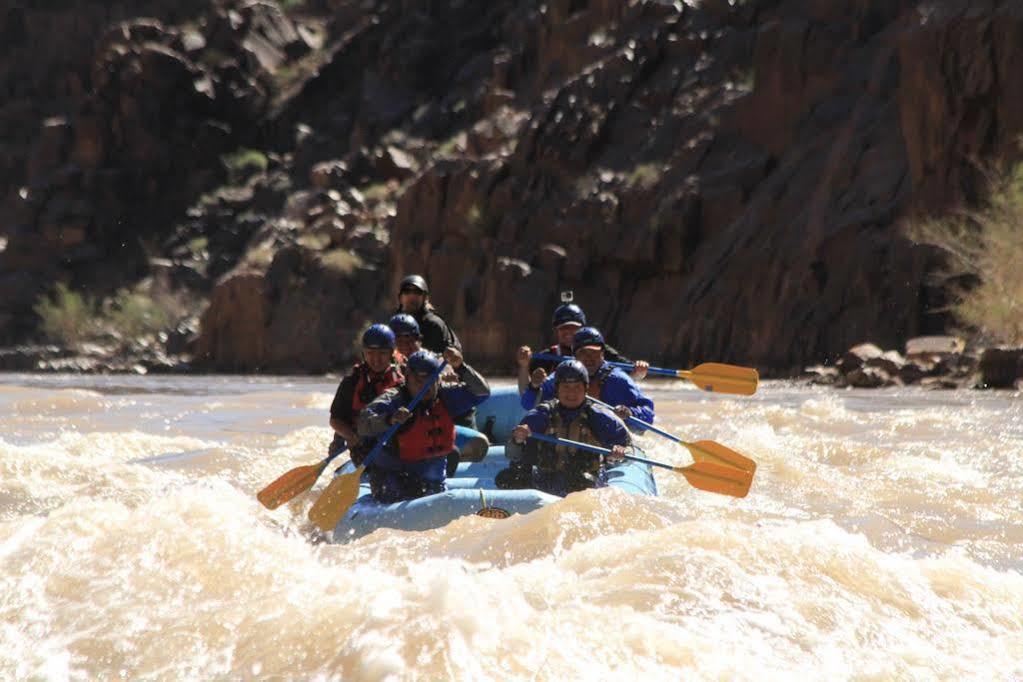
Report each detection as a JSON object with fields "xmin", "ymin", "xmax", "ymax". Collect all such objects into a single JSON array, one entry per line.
[
  {"xmin": 521, "ymin": 326, "xmax": 655, "ymax": 426},
  {"xmin": 395, "ymin": 274, "xmax": 461, "ymax": 354},
  {"xmin": 516, "ymin": 302, "xmax": 648, "ymax": 393},
  {"xmin": 498, "ymin": 359, "xmax": 631, "ymax": 496},
  {"xmin": 357, "ymin": 348, "xmax": 490, "ymax": 503},
  {"xmin": 328, "ymin": 324, "xmax": 404, "ymax": 465}
]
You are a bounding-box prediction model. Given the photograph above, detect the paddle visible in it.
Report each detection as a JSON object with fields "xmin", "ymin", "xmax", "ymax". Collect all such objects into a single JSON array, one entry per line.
[
  {"xmin": 256, "ymin": 448, "xmax": 348, "ymax": 510},
  {"xmin": 587, "ymin": 395, "xmax": 756, "ymax": 474},
  {"xmin": 307, "ymin": 360, "xmax": 448, "ymax": 532},
  {"xmin": 528, "ymin": 432, "xmax": 753, "ymax": 498},
  {"xmin": 531, "ymin": 352, "xmax": 759, "ymax": 395}
]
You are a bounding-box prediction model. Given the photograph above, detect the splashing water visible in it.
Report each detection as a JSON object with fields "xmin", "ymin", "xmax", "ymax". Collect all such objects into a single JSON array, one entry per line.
[{"xmin": 1, "ymin": 374, "xmax": 1021, "ymax": 679}]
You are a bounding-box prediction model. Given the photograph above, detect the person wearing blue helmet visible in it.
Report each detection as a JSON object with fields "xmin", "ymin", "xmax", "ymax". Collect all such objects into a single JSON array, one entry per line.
[
  {"xmin": 521, "ymin": 326, "xmax": 655, "ymax": 426},
  {"xmin": 516, "ymin": 302, "xmax": 648, "ymax": 393},
  {"xmin": 388, "ymin": 312, "xmax": 422, "ymax": 359},
  {"xmin": 498, "ymin": 359, "xmax": 631, "ymax": 495},
  {"xmin": 358, "ymin": 347, "xmax": 490, "ymax": 502},
  {"xmin": 328, "ymin": 324, "xmax": 404, "ymax": 464}
]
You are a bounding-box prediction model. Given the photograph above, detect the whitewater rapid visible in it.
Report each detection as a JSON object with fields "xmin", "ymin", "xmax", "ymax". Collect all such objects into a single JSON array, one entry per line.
[{"xmin": 1, "ymin": 374, "xmax": 1021, "ymax": 679}]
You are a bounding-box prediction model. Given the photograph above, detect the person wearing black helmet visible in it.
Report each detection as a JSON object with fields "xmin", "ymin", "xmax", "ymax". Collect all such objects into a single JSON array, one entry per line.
[
  {"xmin": 328, "ymin": 324, "xmax": 405, "ymax": 465},
  {"xmin": 497, "ymin": 359, "xmax": 631, "ymax": 495},
  {"xmin": 358, "ymin": 348, "xmax": 490, "ymax": 502},
  {"xmin": 521, "ymin": 326, "xmax": 655, "ymax": 426},
  {"xmin": 516, "ymin": 302, "xmax": 648, "ymax": 393},
  {"xmin": 396, "ymin": 274, "xmax": 461, "ymax": 355}
]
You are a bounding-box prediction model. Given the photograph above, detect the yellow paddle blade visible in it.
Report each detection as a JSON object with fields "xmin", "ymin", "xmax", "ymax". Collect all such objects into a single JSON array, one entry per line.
[
  {"xmin": 676, "ymin": 461, "xmax": 753, "ymax": 498},
  {"xmin": 307, "ymin": 466, "xmax": 366, "ymax": 532},
  {"xmin": 678, "ymin": 363, "xmax": 759, "ymax": 395},
  {"xmin": 257, "ymin": 462, "xmax": 328, "ymax": 510},
  {"xmin": 684, "ymin": 440, "xmax": 757, "ymax": 474}
]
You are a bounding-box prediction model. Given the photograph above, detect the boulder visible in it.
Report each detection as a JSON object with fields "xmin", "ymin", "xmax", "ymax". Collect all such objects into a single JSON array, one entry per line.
[{"xmin": 978, "ymin": 347, "xmax": 1023, "ymax": 389}]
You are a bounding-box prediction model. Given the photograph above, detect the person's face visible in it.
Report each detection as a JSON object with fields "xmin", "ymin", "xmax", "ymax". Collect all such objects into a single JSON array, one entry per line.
[
  {"xmin": 395, "ymin": 334, "xmax": 421, "ymax": 357},
  {"xmin": 575, "ymin": 347, "xmax": 604, "ymax": 374},
  {"xmin": 406, "ymin": 372, "xmax": 438, "ymax": 401},
  {"xmin": 364, "ymin": 348, "xmax": 394, "ymax": 373},
  {"xmin": 557, "ymin": 380, "xmax": 587, "ymax": 409},
  {"xmin": 399, "ymin": 288, "xmax": 426, "ymax": 313},
  {"xmin": 555, "ymin": 322, "xmax": 581, "ymax": 348}
]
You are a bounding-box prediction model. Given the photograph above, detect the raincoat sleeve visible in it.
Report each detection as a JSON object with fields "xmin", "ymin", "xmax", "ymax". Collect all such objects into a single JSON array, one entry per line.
[
  {"xmin": 357, "ymin": 388, "xmax": 404, "ymax": 438},
  {"xmin": 587, "ymin": 404, "xmax": 632, "ymax": 448},
  {"xmin": 505, "ymin": 405, "xmax": 553, "ymax": 462},
  {"xmin": 602, "ymin": 371, "xmax": 655, "ymax": 424},
  {"xmin": 439, "ymin": 363, "xmax": 490, "ymax": 417}
]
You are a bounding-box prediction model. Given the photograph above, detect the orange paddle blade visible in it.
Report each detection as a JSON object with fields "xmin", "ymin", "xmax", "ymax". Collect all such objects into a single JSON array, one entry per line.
[
  {"xmin": 307, "ymin": 466, "xmax": 366, "ymax": 532},
  {"xmin": 684, "ymin": 440, "xmax": 757, "ymax": 475},
  {"xmin": 257, "ymin": 461, "xmax": 329, "ymax": 510},
  {"xmin": 678, "ymin": 363, "xmax": 759, "ymax": 395},
  {"xmin": 677, "ymin": 461, "xmax": 753, "ymax": 498}
]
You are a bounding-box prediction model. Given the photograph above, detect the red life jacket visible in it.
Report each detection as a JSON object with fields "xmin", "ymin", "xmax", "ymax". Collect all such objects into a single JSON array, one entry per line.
[
  {"xmin": 395, "ymin": 398, "xmax": 456, "ymax": 462},
  {"xmin": 351, "ymin": 362, "xmax": 404, "ymax": 412}
]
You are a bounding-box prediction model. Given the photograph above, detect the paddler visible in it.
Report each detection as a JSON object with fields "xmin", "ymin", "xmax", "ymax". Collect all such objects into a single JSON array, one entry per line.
[
  {"xmin": 498, "ymin": 359, "xmax": 631, "ymax": 495},
  {"xmin": 328, "ymin": 324, "xmax": 404, "ymax": 465},
  {"xmin": 387, "ymin": 312, "xmax": 423, "ymax": 360},
  {"xmin": 521, "ymin": 326, "xmax": 655, "ymax": 425},
  {"xmin": 357, "ymin": 348, "xmax": 490, "ymax": 503},
  {"xmin": 395, "ymin": 274, "xmax": 461, "ymax": 355},
  {"xmin": 516, "ymin": 302, "xmax": 648, "ymax": 393}
]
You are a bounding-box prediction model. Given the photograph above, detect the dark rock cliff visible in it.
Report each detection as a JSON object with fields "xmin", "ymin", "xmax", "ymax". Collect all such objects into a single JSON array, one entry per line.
[{"xmin": 2, "ymin": 0, "xmax": 1022, "ymax": 373}]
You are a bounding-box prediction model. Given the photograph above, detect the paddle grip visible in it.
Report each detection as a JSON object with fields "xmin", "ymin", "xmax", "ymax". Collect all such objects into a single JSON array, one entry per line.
[
  {"xmin": 527, "ymin": 432, "xmax": 676, "ymax": 472},
  {"xmin": 360, "ymin": 360, "xmax": 448, "ymax": 470}
]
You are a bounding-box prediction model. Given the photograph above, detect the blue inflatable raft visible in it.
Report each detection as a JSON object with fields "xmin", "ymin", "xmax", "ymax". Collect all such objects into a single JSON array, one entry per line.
[{"xmin": 331, "ymin": 386, "xmax": 658, "ymax": 542}]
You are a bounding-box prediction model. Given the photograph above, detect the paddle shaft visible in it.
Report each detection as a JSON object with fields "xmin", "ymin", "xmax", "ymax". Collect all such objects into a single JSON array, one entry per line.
[
  {"xmin": 527, "ymin": 432, "xmax": 676, "ymax": 472},
  {"xmin": 531, "ymin": 352, "xmax": 677, "ymax": 377},
  {"xmin": 360, "ymin": 360, "xmax": 449, "ymax": 470},
  {"xmin": 587, "ymin": 395, "xmax": 677, "ymax": 442}
]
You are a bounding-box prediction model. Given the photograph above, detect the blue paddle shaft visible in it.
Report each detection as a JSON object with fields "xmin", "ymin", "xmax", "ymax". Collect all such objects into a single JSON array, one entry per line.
[
  {"xmin": 526, "ymin": 432, "xmax": 676, "ymax": 472},
  {"xmin": 530, "ymin": 352, "xmax": 676, "ymax": 378},
  {"xmin": 587, "ymin": 396, "xmax": 678, "ymax": 444},
  {"xmin": 361, "ymin": 360, "xmax": 448, "ymax": 469}
]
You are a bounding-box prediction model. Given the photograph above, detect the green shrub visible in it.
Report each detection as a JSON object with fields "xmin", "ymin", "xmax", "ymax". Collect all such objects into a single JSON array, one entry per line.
[
  {"xmin": 907, "ymin": 163, "xmax": 1023, "ymax": 344},
  {"xmin": 105, "ymin": 291, "xmax": 172, "ymax": 341},
  {"xmin": 33, "ymin": 283, "xmax": 99, "ymax": 347},
  {"xmin": 222, "ymin": 148, "xmax": 268, "ymax": 182}
]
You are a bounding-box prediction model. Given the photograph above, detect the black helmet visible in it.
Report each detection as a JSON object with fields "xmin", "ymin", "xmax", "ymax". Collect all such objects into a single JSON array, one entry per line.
[
  {"xmin": 399, "ymin": 274, "xmax": 429, "ymax": 295},
  {"xmin": 552, "ymin": 303, "xmax": 586, "ymax": 327},
  {"xmin": 572, "ymin": 326, "xmax": 605, "ymax": 352},
  {"xmin": 554, "ymin": 359, "xmax": 589, "ymax": 385},
  {"xmin": 362, "ymin": 323, "xmax": 396, "ymax": 350},
  {"xmin": 388, "ymin": 313, "xmax": 421, "ymax": 338}
]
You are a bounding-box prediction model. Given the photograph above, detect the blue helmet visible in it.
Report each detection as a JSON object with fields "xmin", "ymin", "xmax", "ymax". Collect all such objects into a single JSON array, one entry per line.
[
  {"xmin": 406, "ymin": 349, "xmax": 443, "ymax": 376},
  {"xmin": 572, "ymin": 326, "xmax": 605, "ymax": 352},
  {"xmin": 552, "ymin": 303, "xmax": 586, "ymax": 327},
  {"xmin": 388, "ymin": 313, "xmax": 420, "ymax": 338},
  {"xmin": 362, "ymin": 323, "xmax": 396, "ymax": 350},
  {"xmin": 554, "ymin": 359, "xmax": 589, "ymax": 385}
]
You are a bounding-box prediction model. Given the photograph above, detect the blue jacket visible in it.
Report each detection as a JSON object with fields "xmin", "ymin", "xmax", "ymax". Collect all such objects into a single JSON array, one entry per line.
[
  {"xmin": 521, "ymin": 361, "xmax": 655, "ymax": 424},
  {"xmin": 520, "ymin": 401, "xmax": 631, "ymax": 448}
]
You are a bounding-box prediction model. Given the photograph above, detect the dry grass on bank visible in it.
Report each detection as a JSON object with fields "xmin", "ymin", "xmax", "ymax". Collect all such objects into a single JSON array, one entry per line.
[{"xmin": 907, "ymin": 164, "xmax": 1023, "ymax": 345}]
